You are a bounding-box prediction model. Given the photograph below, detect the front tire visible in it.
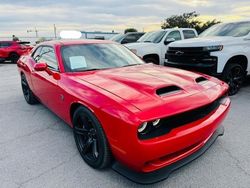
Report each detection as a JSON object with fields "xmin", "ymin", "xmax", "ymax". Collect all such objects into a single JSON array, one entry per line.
[
  {"xmin": 9, "ymin": 53, "xmax": 19, "ymax": 63},
  {"xmin": 222, "ymin": 63, "xmax": 245, "ymax": 95},
  {"xmin": 21, "ymin": 74, "xmax": 39, "ymax": 104},
  {"xmin": 73, "ymin": 106, "xmax": 112, "ymax": 169},
  {"xmin": 144, "ymin": 57, "xmax": 159, "ymax": 65}
]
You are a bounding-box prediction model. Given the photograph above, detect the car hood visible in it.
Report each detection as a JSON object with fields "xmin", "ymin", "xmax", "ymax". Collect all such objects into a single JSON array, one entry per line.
[
  {"xmin": 125, "ymin": 42, "xmax": 155, "ymax": 49},
  {"xmin": 72, "ymin": 64, "xmax": 226, "ymax": 115},
  {"xmin": 170, "ymin": 36, "xmax": 237, "ymax": 47}
]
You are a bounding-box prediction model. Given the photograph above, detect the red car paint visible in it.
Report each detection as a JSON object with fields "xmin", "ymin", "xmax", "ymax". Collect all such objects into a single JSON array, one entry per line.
[
  {"xmin": 17, "ymin": 40, "xmax": 230, "ymax": 173},
  {"xmin": 0, "ymin": 41, "xmax": 32, "ymax": 61}
]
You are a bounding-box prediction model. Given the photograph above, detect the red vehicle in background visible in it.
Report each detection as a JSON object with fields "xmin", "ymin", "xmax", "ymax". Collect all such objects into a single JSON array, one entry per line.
[{"xmin": 0, "ymin": 41, "xmax": 33, "ymax": 63}]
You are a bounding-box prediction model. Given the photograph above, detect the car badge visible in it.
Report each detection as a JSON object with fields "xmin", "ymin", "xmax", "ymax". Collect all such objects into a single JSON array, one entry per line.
[{"xmin": 175, "ymin": 51, "xmax": 184, "ymax": 56}]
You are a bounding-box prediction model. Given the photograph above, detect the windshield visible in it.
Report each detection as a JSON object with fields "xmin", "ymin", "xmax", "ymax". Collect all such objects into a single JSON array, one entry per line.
[
  {"xmin": 61, "ymin": 43, "xmax": 144, "ymax": 72},
  {"xmin": 137, "ymin": 30, "xmax": 167, "ymax": 43},
  {"xmin": 109, "ymin": 34, "xmax": 124, "ymax": 42},
  {"xmin": 200, "ymin": 22, "xmax": 250, "ymax": 37}
]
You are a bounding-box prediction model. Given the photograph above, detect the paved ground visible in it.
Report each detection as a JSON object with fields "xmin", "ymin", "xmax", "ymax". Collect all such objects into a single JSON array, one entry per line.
[{"xmin": 0, "ymin": 63, "xmax": 250, "ymax": 188}]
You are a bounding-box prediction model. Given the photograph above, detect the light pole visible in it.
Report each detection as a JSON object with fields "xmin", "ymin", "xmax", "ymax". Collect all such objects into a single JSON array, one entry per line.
[
  {"xmin": 53, "ymin": 24, "xmax": 57, "ymax": 39},
  {"xmin": 27, "ymin": 27, "xmax": 39, "ymax": 38}
]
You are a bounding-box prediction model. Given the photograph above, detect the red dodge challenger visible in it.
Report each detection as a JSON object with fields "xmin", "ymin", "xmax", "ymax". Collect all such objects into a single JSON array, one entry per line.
[{"xmin": 17, "ymin": 39, "xmax": 230, "ymax": 184}]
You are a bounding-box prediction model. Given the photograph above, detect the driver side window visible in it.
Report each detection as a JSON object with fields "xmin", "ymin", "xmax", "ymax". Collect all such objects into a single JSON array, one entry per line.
[
  {"xmin": 34, "ymin": 46, "xmax": 59, "ymax": 71},
  {"xmin": 165, "ymin": 31, "xmax": 182, "ymax": 41}
]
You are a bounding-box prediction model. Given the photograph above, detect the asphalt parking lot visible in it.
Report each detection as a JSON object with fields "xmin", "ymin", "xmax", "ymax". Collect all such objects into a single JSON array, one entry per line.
[{"xmin": 0, "ymin": 63, "xmax": 250, "ymax": 188}]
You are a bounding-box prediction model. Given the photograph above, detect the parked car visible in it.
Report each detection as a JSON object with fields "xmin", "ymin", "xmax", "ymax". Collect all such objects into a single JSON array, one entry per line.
[
  {"xmin": 125, "ymin": 28, "xmax": 198, "ymax": 65},
  {"xmin": 110, "ymin": 32, "xmax": 145, "ymax": 44},
  {"xmin": 17, "ymin": 39, "xmax": 230, "ymax": 184},
  {"xmin": 165, "ymin": 21, "xmax": 250, "ymax": 95},
  {"xmin": 0, "ymin": 41, "xmax": 33, "ymax": 63}
]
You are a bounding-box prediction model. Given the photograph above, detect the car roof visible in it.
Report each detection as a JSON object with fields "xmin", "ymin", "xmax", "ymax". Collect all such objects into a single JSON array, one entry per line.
[
  {"xmin": 126, "ymin": 32, "xmax": 145, "ymax": 35},
  {"xmin": 40, "ymin": 39, "xmax": 114, "ymax": 47},
  {"xmin": 0, "ymin": 41, "xmax": 14, "ymax": 43}
]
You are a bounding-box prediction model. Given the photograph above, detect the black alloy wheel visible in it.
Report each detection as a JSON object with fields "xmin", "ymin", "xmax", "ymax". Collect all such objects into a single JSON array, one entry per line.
[
  {"xmin": 21, "ymin": 74, "xmax": 38, "ymax": 104},
  {"xmin": 223, "ymin": 63, "xmax": 245, "ymax": 96},
  {"xmin": 73, "ymin": 106, "xmax": 112, "ymax": 169}
]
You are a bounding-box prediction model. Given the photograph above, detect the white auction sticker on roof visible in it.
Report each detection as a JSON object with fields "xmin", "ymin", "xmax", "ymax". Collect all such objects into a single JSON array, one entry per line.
[{"xmin": 60, "ymin": 30, "xmax": 82, "ymax": 39}]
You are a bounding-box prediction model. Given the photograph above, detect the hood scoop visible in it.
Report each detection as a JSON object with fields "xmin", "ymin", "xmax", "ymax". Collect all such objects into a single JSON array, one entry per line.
[
  {"xmin": 196, "ymin": 77, "xmax": 208, "ymax": 85},
  {"xmin": 156, "ymin": 86, "xmax": 182, "ymax": 97}
]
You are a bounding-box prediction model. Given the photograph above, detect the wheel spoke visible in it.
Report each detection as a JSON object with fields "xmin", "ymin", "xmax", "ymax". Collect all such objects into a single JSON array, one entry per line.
[
  {"xmin": 74, "ymin": 126, "xmax": 88, "ymax": 136},
  {"xmin": 92, "ymin": 139, "xmax": 99, "ymax": 158},
  {"xmin": 22, "ymin": 80, "xmax": 27, "ymax": 86},
  {"xmin": 82, "ymin": 137, "xmax": 93, "ymax": 154}
]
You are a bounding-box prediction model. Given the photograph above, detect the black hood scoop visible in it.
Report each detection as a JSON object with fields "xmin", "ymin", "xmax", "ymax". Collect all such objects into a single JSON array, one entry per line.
[
  {"xmin": 195, "ymin": 77, "xmax": 208, "ymax": 84},
  {"xmin": 156, "ymin": 86, "xmax": 182, "ymax": 97}
]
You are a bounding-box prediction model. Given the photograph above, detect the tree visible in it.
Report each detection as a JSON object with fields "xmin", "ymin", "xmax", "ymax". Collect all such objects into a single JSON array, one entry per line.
[
  {"xmin": 161, "ymin": 12, "xmax": 221, "ymax": 34},
  {"xmin": 124, "ymin": 28, "xmax": 137, "ymax": 34}
]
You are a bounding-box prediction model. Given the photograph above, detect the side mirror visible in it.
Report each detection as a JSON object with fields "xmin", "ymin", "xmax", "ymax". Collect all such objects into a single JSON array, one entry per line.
[
  {"xmin": 244, "ymin": 32, "xmax": 250, "ymax": 40},
  {"xmin": 34, "ymin": 62, "xmax": 47, "ymax": 71},
  {"xmin": 34, "ymin": 62, "xmax": 61, "ymax": 80},
  {"xmin": 164, "ymin": 38, "xmax": 175, "ymax": 45}
]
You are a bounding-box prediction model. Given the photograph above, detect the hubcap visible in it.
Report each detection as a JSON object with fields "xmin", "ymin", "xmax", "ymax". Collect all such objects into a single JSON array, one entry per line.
[{"xmin": 74, "ymin": 114, "xmax": 99, "ymax": 161}]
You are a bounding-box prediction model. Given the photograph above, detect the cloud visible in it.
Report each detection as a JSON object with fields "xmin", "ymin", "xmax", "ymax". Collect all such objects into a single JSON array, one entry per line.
[{"xmin": 0, "ymin": 0, "xmax": 249, "ymax": 39}]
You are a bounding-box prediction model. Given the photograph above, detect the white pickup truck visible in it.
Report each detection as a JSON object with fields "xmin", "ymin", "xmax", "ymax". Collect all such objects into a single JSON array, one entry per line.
[
  {"xmin": 165, "ymin": 21, "xmax": 250, "ymax": 95},
  {"xmin": 125, "ymin": 28, "xmax": 198, "ymax": 65}
]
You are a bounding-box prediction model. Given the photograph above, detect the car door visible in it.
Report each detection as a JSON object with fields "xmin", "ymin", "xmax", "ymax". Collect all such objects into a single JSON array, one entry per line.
[
  {"xmin": 161, "ymin": 30, "xmax": 182, "ymax": 63},
  {"xmin": 31, "ymin": 46, "xmax": 61, "ymax": 111}
]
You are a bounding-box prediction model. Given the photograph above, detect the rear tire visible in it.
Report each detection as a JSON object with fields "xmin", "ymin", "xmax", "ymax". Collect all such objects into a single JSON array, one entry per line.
[
  {"xmin": 73, "ymin": 106, "xmax": 112, "ymax": 169},
  {"xmin": 9, "ymin": 53, "xmax": 19, "ymax": 63},
  {"xmin": 21, "ymin": 74, "xmax": 39, "ymax": 104},
  {"xmin": 222, "ymin": 63, "xmax": 245, "ymax": 95}
]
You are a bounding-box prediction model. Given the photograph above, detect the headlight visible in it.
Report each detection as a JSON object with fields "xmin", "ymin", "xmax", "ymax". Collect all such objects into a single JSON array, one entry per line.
[
  {"xmin": 138, "ymin": 122, "xmax": 148, "ymax": 133},
  {"xmin": 152, "ymin": 119, "xmax": 160, "ymax": 126},
  {"xmin": 203, "ymin": 45, "xmax": 223, "ymax": 52},
  {"xmin": 138, "ymin": 119, "xmax": 161, "ymax": 135},
  {"xmin": 130, "ymin": 49, "xmax": 137, "ymax": 54}
]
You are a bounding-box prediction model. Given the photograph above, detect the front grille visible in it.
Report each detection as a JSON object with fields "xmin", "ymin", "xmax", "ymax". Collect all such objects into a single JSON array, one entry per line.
[
  {"xmin": 166, "ymin": 47, "xmax": 214, "ymax": 64},
  {"xmin": 139, "ymin": 96, "xmax": 225, "ymax": 140}
]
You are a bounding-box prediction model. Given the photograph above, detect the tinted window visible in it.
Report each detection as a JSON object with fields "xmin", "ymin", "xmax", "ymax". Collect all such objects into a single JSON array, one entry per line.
[
  {"xmin": 138, "ymin": 31, "xmax": 167, "ymax": 43},
  {"xmin": 110, "ymin": 34, "xmax": 125, "ymax": 42},
  {"xmin": 165, "ymin": 31, "xmax": 182, "ymax": 41},
  {"xmin": 183, "ymin": 30, "xmax": 196, "ymax": 39},
  {"xmin": 122, "ymin": 34, "xmax": 138, "ymax": 44},
  {"xmin": 61, "ymin": 44, "xmax": 144, "ymax": 72},
  {"xmin": 38, "ymin": 46, "xmax": 58, "ymax": 71},
  {"xmin": 0, "ymin": 42, "xmax": 12, "ymax": 48},
  {"xmin": 32, "ymin": 47, "xmax": 42, "ymax": 61}
]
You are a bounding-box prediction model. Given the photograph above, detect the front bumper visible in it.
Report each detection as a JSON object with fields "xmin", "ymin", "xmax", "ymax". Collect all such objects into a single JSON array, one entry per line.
[
  {"xmin": 165, "ymin": 60, "xmax": 221, "ymax": 77},
  {"xmin": 112, "ymin": 126, "xmax": 224, "ymax": 184}
]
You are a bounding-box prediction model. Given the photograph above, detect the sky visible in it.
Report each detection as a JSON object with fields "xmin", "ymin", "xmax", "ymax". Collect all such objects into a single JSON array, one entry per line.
[{"xmin": 0, "ymin": 0, "xmax": 250, "ymax": 39}]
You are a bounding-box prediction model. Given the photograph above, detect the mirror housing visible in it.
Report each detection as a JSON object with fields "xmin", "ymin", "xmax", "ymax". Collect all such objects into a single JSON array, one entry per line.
[
  {"xmin": 244, "ymin": 32, "xmax": 250, "ymax": 40},
  {"xmin": 164, "ymin": 38, "xmax": 175, "ymax": 45},
  {"xmin": 34, "ymin": 62, "xmax": 47, "ymax": 71}
]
